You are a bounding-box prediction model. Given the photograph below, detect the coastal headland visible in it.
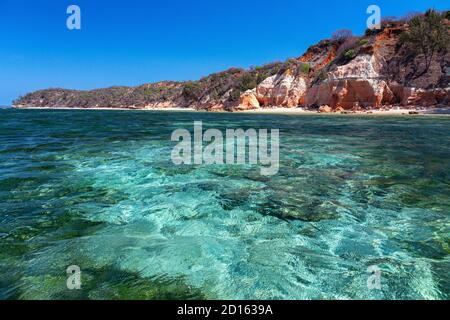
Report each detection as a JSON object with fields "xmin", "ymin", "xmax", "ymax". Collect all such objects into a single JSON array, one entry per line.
[{"xmin": 14, "ymin": 12, "xmax": 450, "ymax": 113}]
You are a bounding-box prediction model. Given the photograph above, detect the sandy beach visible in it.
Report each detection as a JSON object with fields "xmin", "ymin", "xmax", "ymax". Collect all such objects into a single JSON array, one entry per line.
[
  {"xmin": 12, "ymin": 106, "xmax": 450, "ymax": 115},
  {"xmin": 238, "ymin": 107, "xmax": 450, "ymax": 115}
]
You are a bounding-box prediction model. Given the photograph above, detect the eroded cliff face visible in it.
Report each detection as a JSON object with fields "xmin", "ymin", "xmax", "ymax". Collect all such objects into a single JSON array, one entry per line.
[
  {"xmin": 305, "ymin": 54, "xmax": 395, "ymax": 109},
  {"xmin": 237, "ymin": 21, "xmax": 449, "ymax": 111},
  {"xmin": 245, "ymin": 40, "xmax": 338, "ymax": 109},
  {"xmin": 255, "ymin": 73, "xmax": 308, "ymax": 108},
  {"xmin": 14, "ymin": 17, "xmax": 449, "ymax": 111}
]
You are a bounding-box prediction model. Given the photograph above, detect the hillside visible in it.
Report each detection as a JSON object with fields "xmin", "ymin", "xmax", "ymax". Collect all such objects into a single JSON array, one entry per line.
[{"xmin": 14, "ymin": 10, "xmax": 450, "ymax": 112}]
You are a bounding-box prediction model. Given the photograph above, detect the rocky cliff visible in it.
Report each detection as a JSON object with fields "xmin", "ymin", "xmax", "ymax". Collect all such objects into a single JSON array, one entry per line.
[
  {"xmin": 14, "ymin": 11, "xmax": 450, "ymax": 111},
  {"xmin": 235, "ymin": 15, "xmax": 450, "ymax": 112}
]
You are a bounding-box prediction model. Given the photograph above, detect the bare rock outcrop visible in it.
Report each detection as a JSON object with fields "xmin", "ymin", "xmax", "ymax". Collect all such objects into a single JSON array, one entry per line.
[
  {"xmin": 400, "ymin": 87, "xmax": 450, "ymax": 107},
  {"xmin": 318, "ymin": 105, "xmax": 332, "ymax": 113},
  {"xmin": 237, "ymin": 90, "xmax": 260, "ymax": 110},
  {"xmin": 237, "ymin": 18, "xmax": 449, "ymax": 111},
  {"xmin": 305, "ymin": 54, "xmax": 395, "ymax": 109},
  {"xmin": 254, "ymin": 72, "xmax": 308, "ymax": 108}
]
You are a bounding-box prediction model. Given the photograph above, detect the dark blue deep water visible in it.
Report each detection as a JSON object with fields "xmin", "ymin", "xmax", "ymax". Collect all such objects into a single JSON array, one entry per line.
[{"xmin": 0, "ymin": 109, "xmax": 449, "ymax": 299}]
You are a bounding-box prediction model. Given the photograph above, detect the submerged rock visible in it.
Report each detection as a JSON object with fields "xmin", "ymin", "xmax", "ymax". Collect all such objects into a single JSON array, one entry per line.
[
  {"xmin": 256, "ymin": 195, "xmax": 339, "ymax": 222},
  {"xmin": 217, "ymin": 189, "xmax": 251, "ymax": 211}
]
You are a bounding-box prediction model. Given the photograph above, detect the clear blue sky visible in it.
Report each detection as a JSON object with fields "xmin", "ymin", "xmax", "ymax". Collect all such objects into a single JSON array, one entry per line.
[{"xmin": 0, "ymin": 0, "xmax": 447, "ymax": 105}]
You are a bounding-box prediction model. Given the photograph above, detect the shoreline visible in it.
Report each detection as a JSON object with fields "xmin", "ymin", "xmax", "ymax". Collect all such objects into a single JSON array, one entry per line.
[
  {"xmin": 12, "ymin": 106, "xmax": 197, "ymax": 112},
  {"xmin": 240, "ymin": 107, "xmax": 450, "ymax": 116},
  {"xmin": 11, "ymin": 106, "xmax": 450, "ymax": 115},
  {"xmin": 11, "ymin": 106, "xmax": 450, "ymax": 116}
]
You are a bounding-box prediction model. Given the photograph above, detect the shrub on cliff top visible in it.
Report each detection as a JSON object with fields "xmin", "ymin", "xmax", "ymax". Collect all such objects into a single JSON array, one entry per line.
[
  {"xmin": 344, "ymin": 49, "xmax": 357, "ymax": 61},
  {"xmin": 331, "ymin": 29, "xmax": 353, "ymax": 42},
  {"xmin": 358, "ymin": 39, "xmax": 369, "ymax": 46},
  {"xmin": 400, "ymin": 9, "xmax": 450, "ymax": 79},
  {"xmin": 444, "ymin": 11, "xmax": 450, "ymax": 20},
  {"xmin": 336, "ymin": 36, "xmax": 359, "ymax": 58}
]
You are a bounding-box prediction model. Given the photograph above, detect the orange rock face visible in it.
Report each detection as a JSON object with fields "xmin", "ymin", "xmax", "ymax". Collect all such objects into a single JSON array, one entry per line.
[
  {"xmin": 299, "ymin": 40, "xmax": 338, "ymax": 70},
  {"xmin": 305, "ymin": 79, "xmax": 395, "ymax": 109},
  {"xmin": 401, "ymin": 88, "xmax": 450, "ymax": 107},
  {"xmin": 305, "ymin": 54, "xmax": 396, "ymax": 109},
  {"xmin": 254, "ymin": 73, "xmax": 308, "ymax": 108},
  {"xmin": 238, "ymin": 90, "xmax": 260, "ymax": 110},
  {"xmin": 239, "ymin": 21, "xmax": 449, "ymax": 111}
]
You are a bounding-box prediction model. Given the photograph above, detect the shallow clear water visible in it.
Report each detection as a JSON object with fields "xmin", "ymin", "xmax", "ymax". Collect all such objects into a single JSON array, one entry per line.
[{"xmin": 0, "ymin": 109, "xmax": 449, "ymax": 300}]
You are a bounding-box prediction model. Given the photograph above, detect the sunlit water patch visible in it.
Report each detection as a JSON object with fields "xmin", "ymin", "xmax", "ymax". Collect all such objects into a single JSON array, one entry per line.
[{"xmin": 0, "ymin": 109, "xmax": 449, "ymax": 300}]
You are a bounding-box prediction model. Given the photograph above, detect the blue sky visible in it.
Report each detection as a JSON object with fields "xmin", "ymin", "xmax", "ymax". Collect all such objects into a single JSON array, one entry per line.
[{"xmin": 0, "ymin": 0, "xmax": 447, "ymax": 105}]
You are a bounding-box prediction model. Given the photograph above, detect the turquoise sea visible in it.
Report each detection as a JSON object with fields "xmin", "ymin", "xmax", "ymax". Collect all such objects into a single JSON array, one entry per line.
[{"xmin": 0, "ymin": 109, "xmax": 449, "ymax": 300}]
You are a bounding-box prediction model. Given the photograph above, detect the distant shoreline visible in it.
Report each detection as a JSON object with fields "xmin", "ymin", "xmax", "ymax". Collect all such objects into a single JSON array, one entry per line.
[
  {"xmin": 12, "ymin": 106, "xmax": 450, "ymax": 116},
  {"xmin": 13, "ymin": 106, "xmax": 197, "ymax": 112}
]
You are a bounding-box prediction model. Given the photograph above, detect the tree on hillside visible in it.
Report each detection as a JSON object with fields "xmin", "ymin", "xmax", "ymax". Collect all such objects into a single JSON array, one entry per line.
[
  {"xmin": 400, "ymin": 9, "xmax": 450, "ymax": 79},
  {"xmin": 444, "ymin": 11, "xmax": 450, "ymax": 20},
  {"xmin": 331, "ymin": 29, "xmax": 353, "ymax": 42}
]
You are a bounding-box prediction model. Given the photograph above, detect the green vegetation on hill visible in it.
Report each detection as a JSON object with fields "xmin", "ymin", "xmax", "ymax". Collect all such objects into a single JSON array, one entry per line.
[
  {"xmin": 182, "ymin": 62, "xmax": 284, "ymax": 106},
  {"xmin": 400, "ymin": 9, "xmax": 450, "ymax": 78},
  {"xmin": 16, "ymin": 63, "xmax": 285, "ymax": 110}
]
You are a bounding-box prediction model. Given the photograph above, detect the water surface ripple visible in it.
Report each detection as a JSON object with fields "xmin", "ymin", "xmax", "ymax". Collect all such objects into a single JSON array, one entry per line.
[{"xmin": 0, "ymin": 109, "xmax": 449, "ymax": 300}]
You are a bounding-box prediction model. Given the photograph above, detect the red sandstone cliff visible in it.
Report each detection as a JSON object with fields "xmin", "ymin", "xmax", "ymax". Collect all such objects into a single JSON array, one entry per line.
[{"xmin": 237, "ymin": 19, "xmax": 450, "ymax": 112}]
